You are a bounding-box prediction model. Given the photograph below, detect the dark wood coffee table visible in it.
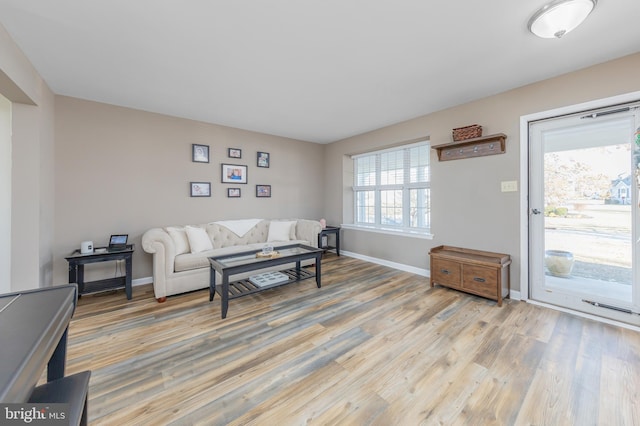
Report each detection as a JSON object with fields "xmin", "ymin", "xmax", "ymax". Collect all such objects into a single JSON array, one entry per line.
[{"xmin": 208, "ymin": 243, "xmax": 322, "ymax": 319}]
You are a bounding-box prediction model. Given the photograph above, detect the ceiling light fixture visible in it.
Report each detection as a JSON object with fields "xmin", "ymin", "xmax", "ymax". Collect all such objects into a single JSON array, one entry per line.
[{"xmin": 528, "ymin": 0, "xmax": 597, "ymax": 39}]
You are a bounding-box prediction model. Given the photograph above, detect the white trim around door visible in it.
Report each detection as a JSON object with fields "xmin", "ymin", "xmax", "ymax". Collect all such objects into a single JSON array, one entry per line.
[{"xmin": 519, "ymin": 90, "xmax": 640, "ymax": 305}]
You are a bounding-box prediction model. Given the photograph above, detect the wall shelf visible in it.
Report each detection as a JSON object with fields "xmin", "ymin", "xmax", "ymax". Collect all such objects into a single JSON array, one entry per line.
[{"xmin": 432, "ymin": 133, "xmax": 507, "ymax": 161}]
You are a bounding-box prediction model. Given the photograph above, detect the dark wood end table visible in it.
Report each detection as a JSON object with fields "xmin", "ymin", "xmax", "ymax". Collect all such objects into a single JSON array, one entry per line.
[
  {"xmin": 318, "ymin": 226, "xmax": 341, "ymax": 256},
  {"xmin": 65, "ymin": 244, "xmax": 134, "ymax": 300}
]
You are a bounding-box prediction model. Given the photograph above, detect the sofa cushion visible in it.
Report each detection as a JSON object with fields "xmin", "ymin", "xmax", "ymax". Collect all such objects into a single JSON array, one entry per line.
[
  {"xmin": 185, "ymin": 226, "xmax": 213, "ymax": 253},
  {"xmin": 166, "ymin": 227, "xmax": 190, "ymax": 255},
  {"xmin": 174, "ymin": 244, "xmax": 264, "ymax": 273},
  {"xmin": 267, "ymin": 221, "xmax": 296, "ymax": 242},
  {"xmin": 174, "ymin": 249, "xmax": 216, "ymax": 272},
  {"xmin": 206, "ymin": 220, "xmax": 270, "ymax": 249}
]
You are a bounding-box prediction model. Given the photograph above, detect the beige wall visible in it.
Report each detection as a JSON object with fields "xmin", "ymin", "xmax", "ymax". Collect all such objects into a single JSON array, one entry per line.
[
  {"xmin": 0, "ymin": 22, "xmax": 56, "ymax": 292},
  {"xmin": 10, "ymin": 88, "xmax": 56, "ymax": 292},
  {"xmin": 324, "ymin": 52, "xmax": 640, "ymax": 293},
  {"xmin": 2, "ymin": 13, "xmax": 639, "ymax": 296},
  {"xmin": 53, "ymin": 97, "xmax": 325, "ymax": 284}
]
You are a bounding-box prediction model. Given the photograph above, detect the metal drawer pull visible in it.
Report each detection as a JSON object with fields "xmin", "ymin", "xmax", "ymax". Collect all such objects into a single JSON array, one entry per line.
[
  {"xmin": 441, "ymin": 269, "xmax": 450, "ymax": 274},
  {"xmin": 473, "ymin": 277, "xmax": 486, "ymax": 283}
]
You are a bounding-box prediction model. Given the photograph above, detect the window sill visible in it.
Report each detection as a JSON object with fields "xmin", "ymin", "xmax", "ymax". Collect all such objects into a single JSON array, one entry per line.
[{"xmin": 340, "ymin": 224, "xmax": 433, "ymax": 240}]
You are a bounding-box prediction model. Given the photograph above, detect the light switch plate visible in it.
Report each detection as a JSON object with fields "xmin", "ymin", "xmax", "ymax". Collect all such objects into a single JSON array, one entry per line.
[{"xmin": 501, "ymin": 180, "xmax": 518, "ymax": 192}]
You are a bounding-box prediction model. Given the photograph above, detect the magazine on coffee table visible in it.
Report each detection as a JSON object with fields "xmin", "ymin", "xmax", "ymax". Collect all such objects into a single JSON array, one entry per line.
[{"xmin": 249, "ymin": 271, "xmax": 289, "ymax": 287}]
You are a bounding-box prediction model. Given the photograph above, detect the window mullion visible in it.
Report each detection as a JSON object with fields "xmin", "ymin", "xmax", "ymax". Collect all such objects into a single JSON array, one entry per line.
[
  {"xmin": 375, "ymin": 153, "xmax": 381, "ymax": 225},
  {"xmin": 403, "ymin": 148, "xmax": 411, "ymax": 227}
]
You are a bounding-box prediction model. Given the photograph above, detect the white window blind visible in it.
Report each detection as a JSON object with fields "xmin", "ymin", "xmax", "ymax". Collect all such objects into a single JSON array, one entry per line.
[{"xmin": 353, "ymin": 142, "xmax": 430, "ymax": 232}]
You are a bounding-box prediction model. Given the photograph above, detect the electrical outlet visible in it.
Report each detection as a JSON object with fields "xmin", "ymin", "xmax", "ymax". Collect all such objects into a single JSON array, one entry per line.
[{"xmin": 501, "ymin": 180, "xmax": 518, "ymax": 192}]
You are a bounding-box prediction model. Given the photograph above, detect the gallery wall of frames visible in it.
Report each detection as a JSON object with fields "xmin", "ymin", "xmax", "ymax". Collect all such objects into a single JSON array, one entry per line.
[{"xmin": 190, "ymin": 144, "xmax": 272, "ymax": 198}]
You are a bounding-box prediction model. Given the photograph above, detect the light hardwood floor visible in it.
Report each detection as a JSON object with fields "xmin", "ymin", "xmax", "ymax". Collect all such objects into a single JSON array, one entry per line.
[{"xmin": 66, "ymin": 255, "xmax": 640, "ymax": 425}]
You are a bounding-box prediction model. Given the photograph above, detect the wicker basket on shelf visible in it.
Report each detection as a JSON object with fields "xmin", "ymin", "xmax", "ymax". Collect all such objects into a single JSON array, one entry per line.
[{"xmin": 452, "ymin": 124, "xmax": 482, "ymax": 141}]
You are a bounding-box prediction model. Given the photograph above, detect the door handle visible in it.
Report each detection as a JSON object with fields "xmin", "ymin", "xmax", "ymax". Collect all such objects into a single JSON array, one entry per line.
[
  {"xmin": 441, "ymin": 269, "xmax": 450, "ymax": 274},
  {"xmin": 531, "ymin": 208, "xmax": 541, "ymax": 215}
]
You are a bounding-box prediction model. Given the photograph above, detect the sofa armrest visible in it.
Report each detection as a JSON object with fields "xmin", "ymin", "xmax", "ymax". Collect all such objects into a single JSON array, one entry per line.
[
  {"xmin": 295, "ymin": 220, "xmax": 322, "ymax": 248},
  {"xmin": 142, "ymin": 228, "xmax": 177, "ymax": 299}
]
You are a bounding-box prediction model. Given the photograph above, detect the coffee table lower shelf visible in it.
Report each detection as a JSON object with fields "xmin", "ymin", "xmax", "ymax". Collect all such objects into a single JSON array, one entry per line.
[{"xmin": 214, "ymin": 267, "xmax": 315, "ymax": 299}]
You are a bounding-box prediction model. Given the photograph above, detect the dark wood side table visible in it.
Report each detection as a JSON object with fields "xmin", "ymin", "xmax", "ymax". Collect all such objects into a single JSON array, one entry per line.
[
  {"xmin": 65, "ymin": 244, "xmax": 135, "ymax": 300},
  {"xmin": 318, "ymin": 226, "xmax": 340, "ymax": 256}
]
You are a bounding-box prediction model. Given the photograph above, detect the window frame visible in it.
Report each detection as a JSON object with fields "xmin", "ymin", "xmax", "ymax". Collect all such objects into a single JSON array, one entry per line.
[{"xmin": 352, "ymin": 141, "xmax": 431, "ymax": 235}]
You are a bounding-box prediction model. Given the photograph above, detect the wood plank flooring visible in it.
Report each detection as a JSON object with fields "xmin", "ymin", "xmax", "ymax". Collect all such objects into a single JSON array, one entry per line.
[{"xmin": 65, "ymin": 255, "xmax": 640, "ymax": 425}]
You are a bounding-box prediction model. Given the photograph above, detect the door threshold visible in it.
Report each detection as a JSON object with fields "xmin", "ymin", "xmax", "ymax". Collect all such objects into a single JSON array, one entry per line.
[{"xmin": 526, "ymin": 299, "xmax": 640, "ymax": 332}]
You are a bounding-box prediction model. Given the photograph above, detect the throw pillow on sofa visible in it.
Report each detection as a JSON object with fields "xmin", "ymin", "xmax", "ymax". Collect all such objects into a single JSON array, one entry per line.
[
  {"xmin": 166, "ymin": 226, "xmax": 190, "ymax": 255},
  {"xmin": 267, "ymin": 221, "xmax": 296, "ymax": 242},
  {"xmin": 185, "ymin": 226, "xmax": 213, "ymax": 253}
]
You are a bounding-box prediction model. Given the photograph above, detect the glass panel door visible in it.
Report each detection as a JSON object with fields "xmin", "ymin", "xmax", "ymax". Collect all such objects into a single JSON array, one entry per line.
[{"xmin": 529, "ymin": 106, "xmax": 640, "ymax": 326}]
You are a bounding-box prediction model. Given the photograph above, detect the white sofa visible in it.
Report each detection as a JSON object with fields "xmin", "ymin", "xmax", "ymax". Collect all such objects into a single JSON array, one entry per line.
[{"xmin": 142, "ymin": 219, "xmax": 322, "ymax": 302}]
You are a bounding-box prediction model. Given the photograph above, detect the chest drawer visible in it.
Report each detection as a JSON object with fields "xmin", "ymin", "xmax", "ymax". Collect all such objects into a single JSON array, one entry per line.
[
  {"xmin": 462, "ymin": 264, "xmax": 498, "ymax": 298},
  {"xmin": 432, "ymin": 259, "xmax": 461, "ymax": 287}
]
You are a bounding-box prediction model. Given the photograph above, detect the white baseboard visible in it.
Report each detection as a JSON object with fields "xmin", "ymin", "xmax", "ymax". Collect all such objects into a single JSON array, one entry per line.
[
  {"xmin": 132, "ymin": 254, "xmax": 430, "ymax": 289},
  {"xmin": 133, "ymin": 276, "xmax": 153, "ymax": 287},
  {"xmin": 341, "ymin": 250, "xmax": 429, "ymax": 277},
  {"xmin": 341, "ymin": 251, "xmax": 523, "ymax": 302},
  {"xmin": 132, "ymin": 257, "xmax": 523, "ymax": 299}
]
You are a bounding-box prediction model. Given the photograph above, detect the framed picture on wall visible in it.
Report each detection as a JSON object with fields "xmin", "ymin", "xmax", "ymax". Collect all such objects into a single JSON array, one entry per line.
[
  {"xmin": 228, "ymin": 148, "xmax": 242, "ymax": 159},
  {"xmin": 257, "ymin": 151, "xmax": 270, "ymax": 168},
  {"xmin": 256, "ymin": 184, "xmax": 271, "ymax": 198},
  {"xmin": 190, "ymin": 182, "xmax": 211, "ymax": 197},
  {"xmin": 227, "ymin": 188, "xmax": 241, "ymax": 198},
  {"xmin": 221, "ymin": 164, "xmax": 248, "ymax": 184},
  {"xmin": 192, "ymin": 144, "xmax": 210, "ymax": 163}
]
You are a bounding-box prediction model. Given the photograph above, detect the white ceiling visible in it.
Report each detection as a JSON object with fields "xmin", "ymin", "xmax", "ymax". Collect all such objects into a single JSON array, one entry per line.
[{"xmin": 0, "ymin": 1, "xmax": 638, "ymax": 144}]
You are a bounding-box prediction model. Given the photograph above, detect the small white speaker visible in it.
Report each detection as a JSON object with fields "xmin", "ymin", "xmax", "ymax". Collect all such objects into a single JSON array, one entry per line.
[{"xmin": 80, "ymin": 241, "xmax": 93, "ymax": 254}]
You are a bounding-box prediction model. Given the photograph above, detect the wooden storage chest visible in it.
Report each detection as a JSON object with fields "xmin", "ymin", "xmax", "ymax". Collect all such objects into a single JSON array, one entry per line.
[{"xmin": 429, "ymin": 245, "xmax": 511, "ymax": 306}]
